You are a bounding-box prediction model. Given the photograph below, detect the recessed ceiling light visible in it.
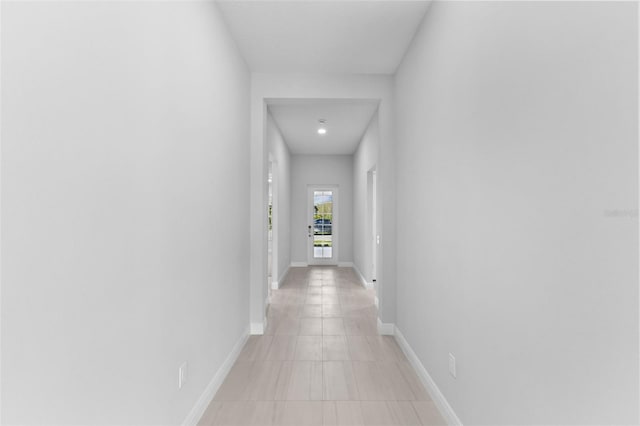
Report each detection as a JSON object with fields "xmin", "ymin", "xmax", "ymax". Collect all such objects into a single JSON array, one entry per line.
[{"xmin": 318, "ymin": 119, "xmax": 327, "ymax": 135}]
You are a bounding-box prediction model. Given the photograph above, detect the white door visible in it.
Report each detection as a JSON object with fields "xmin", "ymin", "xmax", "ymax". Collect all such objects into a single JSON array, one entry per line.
[{"xmin": 307, "ymin": 186, "xmax": 338, "ymax": 265}]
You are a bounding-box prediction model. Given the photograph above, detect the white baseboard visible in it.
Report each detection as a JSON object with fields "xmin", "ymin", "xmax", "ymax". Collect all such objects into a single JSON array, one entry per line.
[
  {"xmin": 377, "ymin": 318, "xmax": 395, "ymax": 335},
  {"xmin": 250, "ymin": 322, "xmax": 264, "ymax": 335},
  {"xmin": 394, "ymin": 327, "xmax": 463, "ymax": 426},
  {"xmin": 338, "ymin": 261, "xmax": 354, "ymax": 267},
  {"xmin": 272, "ymin": 265, "xmax": 290, "ymax": 290},
  {"xmin": 352, "ymin": 263, "xmax": 373, "ymax": 289},
  {"xmin": 291, "ymin": 262, "xmax": 307, "ymax": 267},
  {"xmin": 182, "ymin": 326, "xmax": 249, "ymax": 426},
  {"xmin": 280, "ymin": 265, "xmax": 290, "ymax": 281}
]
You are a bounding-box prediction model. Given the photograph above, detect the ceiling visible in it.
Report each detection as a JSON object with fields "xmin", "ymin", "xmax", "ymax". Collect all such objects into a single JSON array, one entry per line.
[
  {"xmin": 268, "ymin": 100, "xmax": 379, "ymax": 155},
  {"xmin": 217, "ymin": 0, "xmax": 431, "ymax": 74}
]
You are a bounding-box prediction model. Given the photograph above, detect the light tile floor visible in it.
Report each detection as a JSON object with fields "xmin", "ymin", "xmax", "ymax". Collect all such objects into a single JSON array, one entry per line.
[{"xmin": 199, "ymin": 266, "xmax": 446, "ymax": 426}]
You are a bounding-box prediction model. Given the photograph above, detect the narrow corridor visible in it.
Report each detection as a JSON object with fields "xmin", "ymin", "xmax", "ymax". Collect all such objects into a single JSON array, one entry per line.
[{"xmin": 198, "ymin": 267, "xmax": 445, "ymax": 425}]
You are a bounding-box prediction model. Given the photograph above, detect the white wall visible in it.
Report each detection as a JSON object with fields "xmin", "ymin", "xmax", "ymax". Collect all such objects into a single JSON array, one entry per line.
[
  {"xmin": 353, "ymin": 112, "xmax": 379, "ymax": 283},
  {"xmin": 266, "ymin": 112, "xmax": 291, "ymax": 283},
  {"xmin": 1, "ymin": 2, "xmax": 250, "ymax": 424},
  {"xmin": 290, "ymin": 155, "xmax": 353, "ymax": 265},
  {"xmin": 395, "ymin": 2, "xmax": 638, "ymax": 424},
  {"xmin": 250, "ymin": 73, "xmax": 396, "ymax": 328}
]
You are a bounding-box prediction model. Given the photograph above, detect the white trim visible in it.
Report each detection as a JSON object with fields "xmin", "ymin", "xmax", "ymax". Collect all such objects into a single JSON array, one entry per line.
[
  {"xmin": 250, "ymin": 322, "xmax": 265, "ymax": 335},
  {"xmin": 376, "ymin": 318, "xmax": 395, "ymax": 335},
  {"xmin": 291, "ymin": 262, "xmax": 308, "ymax": 267},
  {"xmin": 394, "ymin": 327, "xmax": 463, "ymax": 426},
  {"xmin": 269, "ymin": 158, "xmax": 279, "ymax": 299},
  {"xmin": 338, "ymin": 261, "xmax": 354, "ymax": 267},
  {"xmin": 352, "ymin": 263, "xmax": 373, "ymax": 289},
  {"xmin": 182, "ymin": 326, "xmax": 250, "ymax": 426},
  {"xmin": 279, "ymin": 264, "xmax": 290, "ymax": 282},
  {"xmin": 273, "ymin": 264, "xmax": 290, "ymax": 290},
  {"xmin": 374, "ymin": 296, "xmax": 379, "ymax": 309}
]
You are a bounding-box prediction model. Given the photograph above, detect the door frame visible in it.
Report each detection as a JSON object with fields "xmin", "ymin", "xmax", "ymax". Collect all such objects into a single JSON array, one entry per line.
[
  {"xmin": 268, "ymin": 158, "xmax": 278, "ymax": 296},
  {"xmin": 368, "ymin": 167, "xmax": 377, "ymax": 282},
  {"xmin": 307, "ymin": 185, "xmax": 339, "ymax": 265}
]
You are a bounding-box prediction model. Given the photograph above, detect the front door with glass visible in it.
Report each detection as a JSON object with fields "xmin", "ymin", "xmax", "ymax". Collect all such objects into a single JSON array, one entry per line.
[{"xmin": 308, "ymin": 187, "xmax": 338, "ymax": 265}]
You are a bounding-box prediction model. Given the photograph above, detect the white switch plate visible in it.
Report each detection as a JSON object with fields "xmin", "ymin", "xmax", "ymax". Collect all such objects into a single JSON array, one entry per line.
[
  {"xmin": 178, "ymin": 362, "xmax": 188, "ymax": 389},
  {"xmin": 448, "ymin": 353, "xmax": 456, "ymax": 378}
]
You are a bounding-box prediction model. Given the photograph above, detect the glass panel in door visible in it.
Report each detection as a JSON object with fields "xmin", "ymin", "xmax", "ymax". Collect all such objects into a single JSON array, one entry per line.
[{"xmin": 313, "ymin": 190, "xmax": 333, "ymax": 259}]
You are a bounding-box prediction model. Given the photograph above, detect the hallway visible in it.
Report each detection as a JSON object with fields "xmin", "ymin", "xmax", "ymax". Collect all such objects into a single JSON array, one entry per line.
[
  {"xmin": 2, "ymin": 1, "xmax": 638, "ymax": 424},
  {"xmin": 198, "ymin": 267, "xmax": 445, "ymax": 426}
]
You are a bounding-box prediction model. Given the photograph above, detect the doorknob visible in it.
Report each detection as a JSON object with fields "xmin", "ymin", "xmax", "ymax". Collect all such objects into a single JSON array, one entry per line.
[{"xmin": 308, "ymin": 225, "xmax": 312, "ymax": 237}]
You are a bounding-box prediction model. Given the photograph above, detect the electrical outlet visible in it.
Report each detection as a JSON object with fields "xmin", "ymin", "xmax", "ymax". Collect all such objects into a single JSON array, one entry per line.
[
  {"xmin": 178, "ymin": 362, "xmax": 188, "ymax": 389},
  {"xmin": 448, "ymin": 353, "xmax": 456, "ymax": 378}
]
